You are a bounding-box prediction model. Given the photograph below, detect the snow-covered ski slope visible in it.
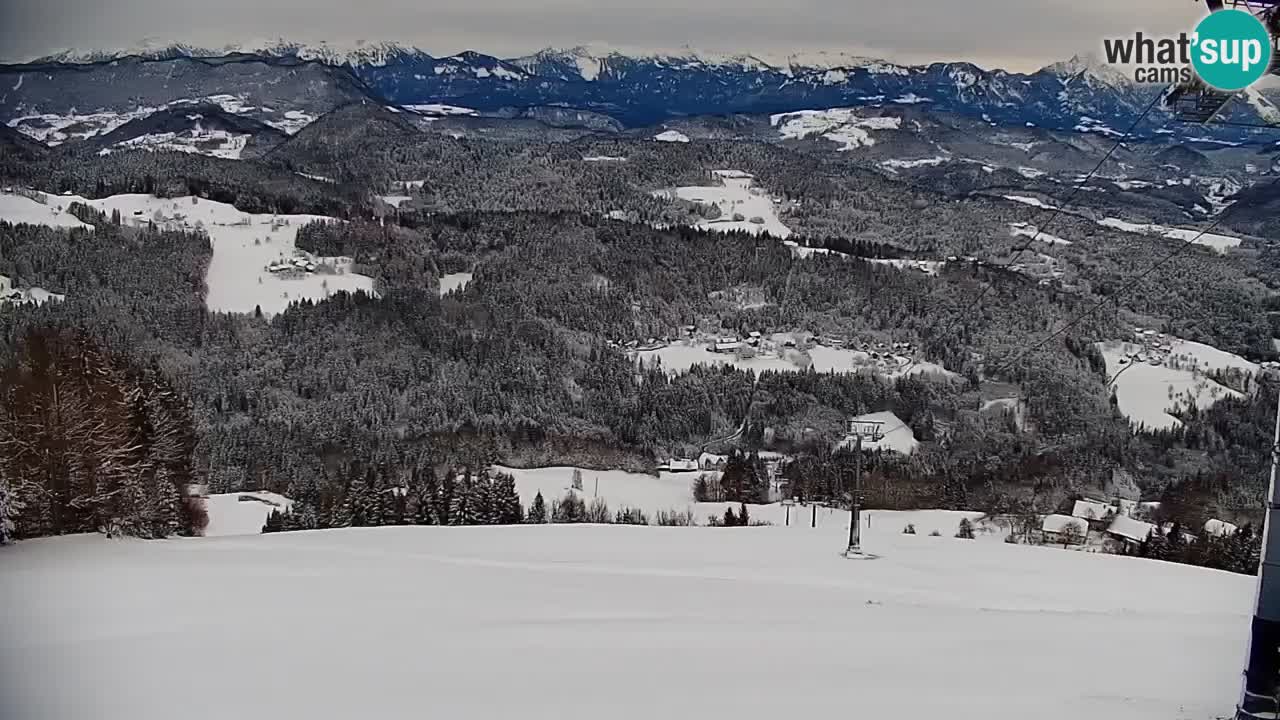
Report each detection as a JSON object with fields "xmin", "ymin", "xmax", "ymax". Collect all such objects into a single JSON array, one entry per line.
[{"xmin": 1, "ymin": 519, "xmax": 1250, "ymax": 720}]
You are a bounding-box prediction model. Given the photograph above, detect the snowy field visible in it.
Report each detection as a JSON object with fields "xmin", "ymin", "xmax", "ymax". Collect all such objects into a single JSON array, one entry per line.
[
  {"xmin": 100, "ymin": 129, "xmax": 250, "ymax": 160},
  {"xmin": 653, "ymin": 129, "xmax": 690, "ymax": 142},
  {"xmin": 0, "ymin": 519, "xmax": 1252, "ymax": 720},
  {"xmin": 1097, "ymin": 338, "xmax": 1256, "ymax": 430},
  {"xmin": 0, "ymin": 191, "xmax": 375, "ymax": 317},
  {"xmin": 636, "ymin": 341, "xmax": 958, "ymax": 382},
  {"xmin": 1097, "ymin": 217, "xmax": 1242, "ymax": 254},
  {"xmin": 1009, "ymin": 221, "xmax": 1071, "ymax": 246},
  {"xmin": 770, "ymin": 108, "xmax": 901, "ymax": 150},
  {"xmin": 439, "ymin": 272, "xmax": 474, "ymax": 296},
  {"xmin": 201, "ymin": 492, "xmax": 294, "ymax": 537},
  {"xmin": 0, "ymin": 193, "xmax": 94, "ymax": 229},
  {"xmin": 657, "ymin": 171, "xmax": 792, "ymax": 239}
]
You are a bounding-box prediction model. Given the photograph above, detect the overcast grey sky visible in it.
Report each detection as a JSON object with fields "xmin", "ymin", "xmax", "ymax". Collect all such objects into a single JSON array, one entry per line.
[{"xmin": 0, "ymin": 0, "xmax": 1208, "ymax": 70}]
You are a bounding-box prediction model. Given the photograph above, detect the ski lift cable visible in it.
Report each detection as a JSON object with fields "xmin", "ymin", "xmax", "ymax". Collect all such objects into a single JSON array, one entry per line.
[
  {"xmin": 988, "ymin": 171, "xmax": 1280, "ymax": 379},
  {"xmin": 969, "ymin": 92, "xmax": 1167, "ymax": 307},
  {"xmin": 831, "ymin": 94, "xmax": 1168, "ymax": 445}
]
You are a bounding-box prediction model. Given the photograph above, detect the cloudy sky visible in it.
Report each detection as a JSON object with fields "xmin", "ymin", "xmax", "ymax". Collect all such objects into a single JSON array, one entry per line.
[{"xmin": 0, "ymin": 0, "xmax": 1208, "ymax": 70}]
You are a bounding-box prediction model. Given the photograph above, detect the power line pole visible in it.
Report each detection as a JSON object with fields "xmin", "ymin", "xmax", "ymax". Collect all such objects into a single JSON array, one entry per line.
[{"xmin": 1238, "ymin": 384, "xmax": 1280, "ymax": 720}]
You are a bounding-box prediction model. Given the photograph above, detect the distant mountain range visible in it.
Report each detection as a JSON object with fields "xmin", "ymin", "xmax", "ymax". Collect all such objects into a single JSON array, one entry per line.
[{"xmin": 4, "ymin": 40, "xmax": 1280, "ymax": 143}]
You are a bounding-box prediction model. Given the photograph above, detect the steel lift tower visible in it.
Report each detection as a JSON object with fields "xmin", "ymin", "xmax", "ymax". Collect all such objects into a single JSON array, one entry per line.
[{"xmin": 1166, "ymin": 5, "xmax": 1280, "ymax": 718}]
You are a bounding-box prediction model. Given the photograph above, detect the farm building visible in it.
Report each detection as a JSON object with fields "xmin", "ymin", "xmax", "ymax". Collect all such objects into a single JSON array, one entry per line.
[{"xmin": 1041, "ymin": 514, "xmax": 1088, "ymax": 545}]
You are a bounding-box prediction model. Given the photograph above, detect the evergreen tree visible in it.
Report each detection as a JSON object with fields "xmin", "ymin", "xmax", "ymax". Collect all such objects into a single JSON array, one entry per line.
[
  {"xmin": 526, "ymin": 491, "xmax": 548, "ymax": 524},
  {"xmin": 263, "ymin": 508, "xmax": 285, "ymax": 533},
  {"xmin": 0, "ymin": 472, "xmax": 18, "ymax": 544},
  {"xmin": 551, "ymin": 492, "xmax": 586, "ymax": 523},
  {"xmin": 723, "ymin": 506, "xmax": 739, "ymax": 527}
]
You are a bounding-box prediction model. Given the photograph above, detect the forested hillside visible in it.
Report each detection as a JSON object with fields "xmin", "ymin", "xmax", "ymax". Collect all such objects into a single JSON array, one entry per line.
[{"xmin": 1, "ymin": 104, "xmax": 1278, "ymax": 542}]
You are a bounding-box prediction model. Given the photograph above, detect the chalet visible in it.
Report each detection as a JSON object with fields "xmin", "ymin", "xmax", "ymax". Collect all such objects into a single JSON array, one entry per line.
[
  {"xmin": 1041, "ymin": 514, "xmax": 1088, "ymax": 545},
  {"xmin": 1106, "ymin": 515, "xmax": 1156, "ymax": 549},
  {"xmin": 712, "ymin": 341, "xmax": 741, "ymax": 354},
  {"xmin": 1204, "ymin": 519, "xmax": 1239, "ymax": 537},
  {"xmin": 660, "ymin": 458, "xmax": 699, "ymax": 473},
  {"xmin": 698, "ymin": 452, "xmax": 728, "ymax": 471},
  {"xmin": 1071, "ymin": 499, "xmax": 1116, "ymax": 530}
]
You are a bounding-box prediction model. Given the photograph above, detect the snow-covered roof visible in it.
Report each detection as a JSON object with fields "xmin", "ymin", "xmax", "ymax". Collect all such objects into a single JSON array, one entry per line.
[
  {"xmin": 1107, "ymin": 515, "xmax": 1156, "ymax": 543},
  {"xmin": 664, "ymin": 458, "xmax": 698, "ymax": 472},
  {"xmin": 1042, "ymin": 514, "xmax": 1087, "ymax": 535},
  {"xmin": 1204, "ymin": 519, "xmax": 1239, "ymax": 537},
  {"xmin": 1072, "ymin": 499, "xmax": 1115, "ymax": 522},
  {"xmin": 699, "ymin": 452, "xmax": 728, "ymax": 467}
]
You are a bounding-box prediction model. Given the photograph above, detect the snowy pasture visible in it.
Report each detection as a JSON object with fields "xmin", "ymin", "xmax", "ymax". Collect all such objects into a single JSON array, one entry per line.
[
  {"xmin": 0, "ymin": 519, "xmax": 1252, "ymax": 720},
  {"xmin": 653, "ymin": 129, "xmax": 690, "ymax": 142},
  {"xmin": 201, "ymin": 492, "xmax": 294, "ymax": 537},
  {"xmin": 438, "ymin": 272, "xmax": 474, "ymax": 296},
  {"xmin": 770, "ymin": 108, "xmax": 901, "ymax": 150},
  {"xmin": 3, "ymin": 191, "xmax": 375, "ymax": 317},
  {"xmin": 656, "ymin": 171, "xmax": 792, "ymax": 239},
  {"xmin": 0, "ymin": 193, "xmax": 94, "ymax": 229},
  {"xmin": 101, "ymin": 129, "xmax": 250, "ymax": 160},
  {"xmin": 636, "ymin": 341, "xmax": 958, "ymax": 383},
  {"xmin": 1097, "ymin": 338, "xmax": 1257, "ymax": 431},
  {"xmin": 1097, "ymin": 217, "xmax": 1242, "ymax": 254}
]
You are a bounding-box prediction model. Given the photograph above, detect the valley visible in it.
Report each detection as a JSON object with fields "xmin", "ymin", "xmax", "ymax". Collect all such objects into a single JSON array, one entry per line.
[{"xmin": 2, "ymin": 34, "xmax": 1279, "ymax": 720}]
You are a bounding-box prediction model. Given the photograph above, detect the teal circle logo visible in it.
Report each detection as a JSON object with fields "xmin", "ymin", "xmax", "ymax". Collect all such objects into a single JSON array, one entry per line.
[{"xmin": 1191, "ymin": 9, "xmax": 1273, "ymax": 91}]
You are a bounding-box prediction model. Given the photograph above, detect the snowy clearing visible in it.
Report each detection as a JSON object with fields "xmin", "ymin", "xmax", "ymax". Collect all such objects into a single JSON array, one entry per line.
[
  {"xmin": 7, "ymin": 107, "xmax": 156, "ymax": 145},
  {"xmin": 12, "ymin": 191, "xmax": 374, "ymax": 317},
  {"xmin": 0, "ymin": 273, "xmax": 66, "ymax": 307},
  {"xmin": 1097, "ymin": 217, "xmax": 1242, "ymax": 254},
  {"xmin": 402, "ymin": 103, "xmax": 478, "ymax": 116},
  {"xmin": 439, "ymin": 272, "xmax": 473, "ymax": 296},
  {"xmin": 1002, "ymin": 194, "xmax": 1058, "ymax": 210},
  {"xmin": 770, "ymin": 109, "xmax": 901, "ymax": 150},
  {"xmin": 378, "ymin": 194, "xmax": 413, "ymax": 208},
  {"xmin": 636, "ymin": 340, "xmax": 958, "ymax": 382},
  {"xmin": 867, "ymin": 258, "xmax": 945, "ymax": 275},
  {"xmin": 880, "ymin": 156, "xmax": 948, "ymax": 170},
  {"xmin": 100, "ymin": 129, "xmax": 250, "ymax": 160},
  {"xmin": 0, "ymin": 520, "xmax": 1251, "ymax": 720},
  {"xmin": 1009, "ymin": 221, "xmax": 1071, "ymax": 246},
  {"xmin": 0, "ymin": 193, "xmax": 95, "ymax": 229},
  {"xmin": 1097, "ymin": 338, "xmax": 1257, "ymax": 431},
  {"xmin": 653, "ymin": 129, "xmax": 690, "ymax": 143},
  {"xmin": 201, "ymin": 492, "xmax": 294, "ymax": 537},
  {"xmin": 656, "ymin": 172, "xmax": 792, "ymax": 239}
]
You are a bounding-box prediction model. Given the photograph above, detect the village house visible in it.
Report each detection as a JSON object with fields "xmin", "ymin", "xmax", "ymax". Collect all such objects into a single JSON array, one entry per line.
[
  {"xmin": 1204, "ymin": 518, "xmax": 1239, "ymax": 537},
  {"xmin": 698, "ymin": 452, "xmax": 728, "ymax": 471},
  {"xmin": 658, "ymin": 458, "xmax": 699, "ymax": 473},
  {"xmin": 1106, "ymin": 515, "xmax": 1156, "ymax": 550},
  {"xmin": 1071, "ymin": 499, "xmax": 1117, "ymax": 530},
  {"xmin": 1041, "ymin": 514, "xmax": 1088, "ymax": 545}
]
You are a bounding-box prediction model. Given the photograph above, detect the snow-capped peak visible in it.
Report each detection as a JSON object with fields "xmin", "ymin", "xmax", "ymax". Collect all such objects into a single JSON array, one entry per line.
[
  {"xmin": 1041, "ymin": 53, "xmax": 1133, "ymax": 87},
  {"xmin": 28, "ymin": 38, "xmax": 425, "ymax": 66}
]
